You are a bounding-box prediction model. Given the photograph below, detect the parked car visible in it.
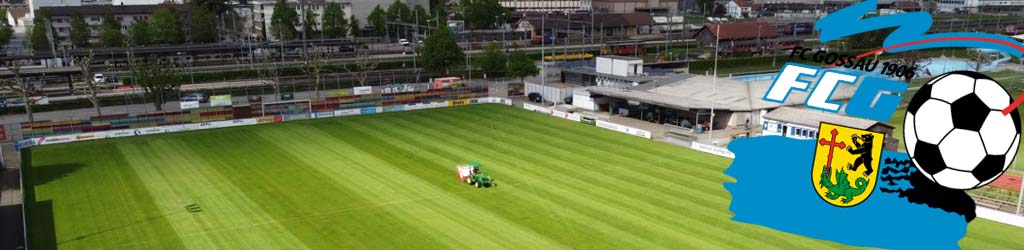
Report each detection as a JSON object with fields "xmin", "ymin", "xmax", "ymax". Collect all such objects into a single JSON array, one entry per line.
[
  {"xmin": 398, "ymin": 39, "xmax": 410, "ymax": 46},
  {"xmin": 181, "ymin": 93, "xmax": 208, "ymax": 103},
  {"xmin": 528, "ymin": 92, "xmax": 543, "ymax": 102},
  {"xmin": 93, "ymin": 73, "xmax": 105, "ymax": 83}
]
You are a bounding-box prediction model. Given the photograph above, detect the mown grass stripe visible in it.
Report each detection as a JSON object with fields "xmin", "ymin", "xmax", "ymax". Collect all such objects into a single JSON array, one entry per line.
[
  {"xmin": 379, "ymin": 110, "xmax": 798, "ymax": 249},
  {"xmin": 286, "ymin": 125, "xmax": 570, "ymax": 249},
  {"xmin": 29, "ymin": 141, "xmax": 188, "ymax": 250},
  {"xmin": 387, "ymin": 106, "xmax": 841, "ymax": 249},
  {"xmin": 327, "ymin": 120, "xmax": 668, "ymax": 249},
  {"xmin": 333, "ymin": 116, "xmax": 673, "ymax": 249},
  {"xmin": 116, "ymin": 138, "xmax": 313, "ymax": 250},
  {"xmin": 455, "ymin": 107, "xmax": 734, "ymax": 183},
  {"xmin": 257, "ymin": 125, "xmax": 558, "ymax": 249},
  {"xmin": 26, "ymin": 104, "xmax": 1024, "ymax": 250}
]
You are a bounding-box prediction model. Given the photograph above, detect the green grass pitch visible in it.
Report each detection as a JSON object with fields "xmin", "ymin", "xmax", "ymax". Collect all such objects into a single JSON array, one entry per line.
[{"xmin": 23, "ymin": 104, "xmax": 1024, "ymax": 249}]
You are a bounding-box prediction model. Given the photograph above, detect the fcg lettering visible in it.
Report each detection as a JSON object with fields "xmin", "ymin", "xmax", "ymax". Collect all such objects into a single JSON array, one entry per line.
[{"xmin": 762, "ymin": 63, "xmax": 909, "ymax": 122}]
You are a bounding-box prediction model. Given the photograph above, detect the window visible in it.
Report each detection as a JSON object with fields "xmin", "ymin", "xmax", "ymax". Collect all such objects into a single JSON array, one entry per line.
[
  {"xmin": 777, "ymin": 125, "xmax": 782, "ymax": 132},
  {"xmin": 90, "ymin": 16, "xmax": 100, "ymax": 22},
  {"xmin": 802, "ymin": 129, "xmax": 808, "ymax": 137},
  {"xmin": 763, "ymin": 121, "xmax": 768, "ymax": 130}
]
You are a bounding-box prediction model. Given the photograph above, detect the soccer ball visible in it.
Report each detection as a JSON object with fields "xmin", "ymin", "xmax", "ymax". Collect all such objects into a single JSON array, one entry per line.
[{"xmin": 904, "ymin": 71, "xmax": 1021, "ymax": 190}]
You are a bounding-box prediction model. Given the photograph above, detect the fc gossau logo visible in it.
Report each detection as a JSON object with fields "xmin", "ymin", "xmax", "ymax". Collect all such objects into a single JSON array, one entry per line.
[
  {"xmin": 779, "ymin": 0, "xmax": 1024, "ymax": 207},
  {"xmin": 812, "ymin": 123, "xmax": 883, "ymax": 207}
]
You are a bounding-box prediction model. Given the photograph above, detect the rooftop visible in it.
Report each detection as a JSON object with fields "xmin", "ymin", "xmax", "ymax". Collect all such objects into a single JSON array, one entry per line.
[
  {"xmin": 763, "ymin": 106, "xmax": 891, "ymax": 131},
  {"xmin": 598, "ymin": 55, "xmax": 643, "ymax": 61},
  {"xmin": 517, "ymin": 13, "xmax": 655, "ymax": 30},
  {"xmin": 696, "ymin": 21, "xmax": 779, "ymax": 40},
  {"xmin": 40, "ymin": 4, "xmax": 191, "ymax": 16},
  {"xmin": 586, "ymin": 73, "xmax": 859, "ymax": 112}
]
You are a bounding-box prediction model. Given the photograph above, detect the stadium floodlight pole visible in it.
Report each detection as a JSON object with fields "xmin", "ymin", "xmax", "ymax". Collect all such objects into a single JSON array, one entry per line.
[
  {"xmin": 299, "ymin": 0, "xmax": 308, "ymax": 55},
  {"xmin": 710, "ymin": 24, "xmax": 719, "ymax": 144},
  {"xmin": 542, "ymin": 13, "xmax": 546, "ymax": 105}
]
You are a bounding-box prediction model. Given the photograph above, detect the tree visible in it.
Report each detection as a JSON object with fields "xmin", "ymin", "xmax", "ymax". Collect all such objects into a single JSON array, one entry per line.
[
  {"xmin": 257, "ymin": 54, "xmax": 283, "ymax": 99},
  {"xmin": 433, "ymin": 2, "xmax": 448, "ymax": 26},
  {"xmin": 387, "ymin": 0, "xmax": 413, "ymax": 23},
  {"xmin": 128, "ymin": 21, "xmax": 150, "ymax": 46},
  {"xmin": 475, "ymin": 42, "xmax": 505, "ymax": 76},
  {"xmin": 69, "ymin": 14, "xmax": 91, "ymax": 48},
  {"xmin": 349, "ymin": 16, "xmax": 361, "ymax": 37},
  {"xmin": 131, "ymin": 56, "xmax": 179, "ymax": 111},
  {"xmin": 343, "ymin": 45, "xmax": 380, "ymax": 86},
  {"xmin": 75, "ymin": 51, "xmax": 103, "ymax": 115},
  {"xmin": 506, "ymin": 49, "xmax": 538, "ymax": 83},
  {"xmin": 190, "ymin": 7, "xmax": 218, "ymax": 43},
  {"xmin": 367, "ymin": 5, "xmax": 387, "ymax": 35},
  {"xmin": 966, "ymin": 49, "xmax": 994, "ymax": 72},
  {"xmin": 0, "ymin": 24, "xmax": 12, "ymax": 51},
  {"xmin": 462, "ymin": 0, "xmax": 507, "ymax": 30},
  {"xmin": 302, "ymin": 50, "xmax": 326, "ymax": 99},
  {"xmin": 419, "ymin": 25, "xmax": 464, "ymax": 74},
  {"xmin": 150, "ymin": 8, "xmax": 182, "ymax": 44},
  {"xmin": 270, "ymin": 0, "xmax": 299, "ymax": 41},
  {"xmin": 0, "ymin": 18, "xmax": 12, "ymax": 51},
  {"xmin": 321, "ymin": 3, "xmax": 348, "ymax": 38},
  {"xmin": 99, "ymin": 14, "xmax": 124, "ymax": 47},
  {"xmin": 29, "ymin": 10, "xmax": 51, "ymax": 52},
  {"xmin": 222, "ymin": 10, "xmax": 246, "ymax": 42},
  {"xmin": 892, "ymin": 51, "xmax": 930, "ymax": 83},
  {"xmin": 847, "ymin": 28, "xmax": 893, "ymax": 50},
  {"xmin": 414, "ymin": 5, "xmax": 430, "ymax": 25},
  {"xmin": 695, "ymin": 0, "xmax": 715, "ymax": 14},
  {"xmin": 0, "ymin": 8, "xmax": 13, "ymax": 51},
  {"xmin": 303, "ymin": 9, "xmax": 318, "ymax": 36},
  {"xmin": 192, "ymin": 0, "xmax": 228, "ymax": 14},
  {"xmin": 386, "ymin": 0, "xmax": 413, "ymax": 38},
  {"xmin": 0, "ymin": 62, "xmax": 41, "ymax": 123}
]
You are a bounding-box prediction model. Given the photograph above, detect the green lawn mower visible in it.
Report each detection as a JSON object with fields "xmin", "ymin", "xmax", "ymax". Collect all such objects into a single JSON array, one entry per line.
[{"xmin": 456, "ymin": 161, "xmax": 495, "ymax": 188}]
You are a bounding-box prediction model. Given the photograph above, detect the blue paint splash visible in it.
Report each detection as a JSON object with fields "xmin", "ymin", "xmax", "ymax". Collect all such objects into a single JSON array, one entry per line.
[{"xmin": 724, "ymin": 136, "xmax": 966, "ymax": 249}]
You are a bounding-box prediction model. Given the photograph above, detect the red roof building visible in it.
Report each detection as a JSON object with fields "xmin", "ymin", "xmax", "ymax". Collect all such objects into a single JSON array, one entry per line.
[{"xmin": 693, "ymin": 21, "xmax": 800, "ymax": 54}]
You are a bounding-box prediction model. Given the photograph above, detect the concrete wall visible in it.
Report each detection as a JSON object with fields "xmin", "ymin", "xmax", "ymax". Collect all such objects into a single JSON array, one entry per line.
[
  {"xmin": 596, "ymin": 56, "xmax": 643, "ymax": 76},
  {"xmin": 572, "ymin": 89, "xmax": 596, "ymax": 110},
  {"xmin": 525, "ymin": 82, "xmax": 578, "ymax": 104}
]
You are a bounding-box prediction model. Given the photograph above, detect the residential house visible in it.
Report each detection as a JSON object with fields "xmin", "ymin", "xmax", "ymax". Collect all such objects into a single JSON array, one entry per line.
[{"xmin": 40, "ymin": 4, "xmax": 192, "ymax": 50}]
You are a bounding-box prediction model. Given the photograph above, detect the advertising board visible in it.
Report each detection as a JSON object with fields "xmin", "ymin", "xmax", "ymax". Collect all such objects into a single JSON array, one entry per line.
[
  {"xmin": 180, "ymin": 101, "xmax": 200, "ymax": 109},
  {"xmin": 353, "ymin": 86, "xmax": 373, "ymax": 95},
  {"xmin": 210, "ymin": 95, "xmax": 232, "ymax": 107}
]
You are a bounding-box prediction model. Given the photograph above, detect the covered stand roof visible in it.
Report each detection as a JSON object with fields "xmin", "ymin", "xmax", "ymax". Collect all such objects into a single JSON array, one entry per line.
[{"xmin": 586, "ymin": 73, "xmax": 860, "ymax": 112}]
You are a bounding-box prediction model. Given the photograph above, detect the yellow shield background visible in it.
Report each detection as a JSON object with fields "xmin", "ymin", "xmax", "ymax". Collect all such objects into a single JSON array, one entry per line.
[{"xmin": 811, "ymin": 122, "xmax": 883, "ymax": 207}]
